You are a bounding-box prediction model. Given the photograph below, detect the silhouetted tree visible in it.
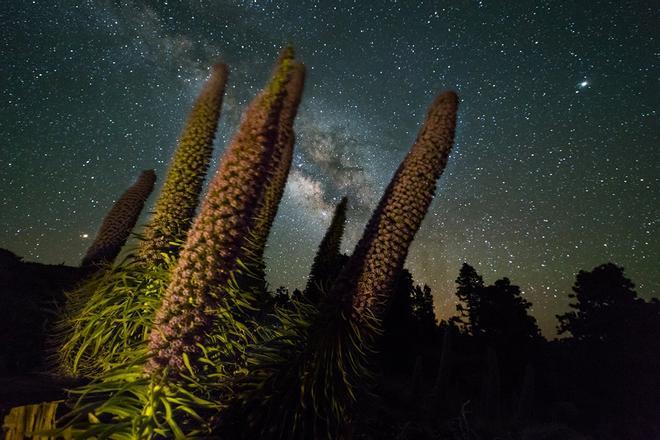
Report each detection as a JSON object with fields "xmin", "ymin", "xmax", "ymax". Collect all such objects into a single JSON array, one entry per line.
[
  {"xmin": 555, "ymin": 263, "xmax": 660, "ymax": 437},
  {"xmin": 478, "ymin": 278, "xmax": 542, "ymax": 346},
  {"xmin": 557, "ymin": 262, "xmax": 638, "ymax": 343},
  {"xmin": 431, "ymin": 322, "xmax": 455, "ymax": 405},
  {"xmin": 273, "ymin": 286, "xmax": 292, "ymax": 308},
  {"xmin": 450, "ymin": 263, "xmax": 484, "ymax": 335},
  {"xmin": 411, "ymin": 283, "xmax": 436, "ymax": 336},
  {"xmin": 381, "ymin": 270, "xmax": 439, "ymax": 375},
  {"xmin": 478, "ymin": 347, "xmax": 501, "ymax": 431}
]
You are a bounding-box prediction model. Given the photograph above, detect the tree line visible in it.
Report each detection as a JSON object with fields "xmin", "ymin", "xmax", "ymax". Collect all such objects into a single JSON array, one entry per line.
[{"xmin": 273, "ymin": 261, "xmax": 659, "ymax": 439}]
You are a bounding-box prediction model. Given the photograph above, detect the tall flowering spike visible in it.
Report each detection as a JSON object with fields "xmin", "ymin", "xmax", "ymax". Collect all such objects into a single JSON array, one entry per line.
[
  {"xmin": 81, "ymin": 170, "xmax": 156, "ymax": 268},
  {"xmin": 337, "ymin": 91, "xmax": 459, "ymax": 323},
  {"xmin": 138, "ymin": 64, "xmax": 228, "ymax": 264},
  {"xmin": 146, "ymin": 54, "xmax": 295, "ymax": 375},
  {"xmin": 245, "ymin": 62, "xmax": 305, "ymax": 274},
  {"xmin": 304, "ymin": 196, "xmax": 348, "ymax": 302}
]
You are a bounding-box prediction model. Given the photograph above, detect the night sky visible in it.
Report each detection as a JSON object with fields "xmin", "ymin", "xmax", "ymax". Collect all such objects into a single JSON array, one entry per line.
[{"xmin": 2, "ymin": 1, "xmax": 657, "ymax": 335}]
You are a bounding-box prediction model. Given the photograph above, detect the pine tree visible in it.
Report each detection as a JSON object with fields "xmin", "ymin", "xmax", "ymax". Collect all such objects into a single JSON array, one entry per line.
[
  {"xmin": 81, "ymin": 169, "xmax": 156, "ymax": 268},
  {"xmin": 381, "ymin": 268, "xmax": 416, "ymax": 371},
  {"xmin": 477, "ymin": 277, "xmax": 541, "ymax": 346},
  {"xmin": 451, "ymin": 262, "xmax": 484, "ymax": 335},
  {"xmin": 479, "ymin": 347, "xmax": 502, "ymax": 431},
  {"xmin": 514, "ymin": 363, "xmax": 535, "ymax": 424},
  {"xmin": 411, "ymin": 283, "xmax": 437, "ymax": 336},
  {"xmin": 557, "ymin": 262, "xmax": 638, "ymax": 343},
  {"xmin": 138, "ymin": 63, "xmax": 228, "ymax": 265},
  {"xmin": 304, "ymin": 197, "xmax": 349, "ymax": 302},
  {"xmin": 409, "ymin": 354, "xmax": 424, "ymax": 402},
  {"xmin": 432, "ymin": 324, "xmax": 454, "ymax": 403}
]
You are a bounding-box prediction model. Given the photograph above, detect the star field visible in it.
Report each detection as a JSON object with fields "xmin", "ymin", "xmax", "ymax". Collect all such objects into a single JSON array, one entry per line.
[{"xmin": 1, "ymin": 0, "xmax": 657, "ymax": 335}]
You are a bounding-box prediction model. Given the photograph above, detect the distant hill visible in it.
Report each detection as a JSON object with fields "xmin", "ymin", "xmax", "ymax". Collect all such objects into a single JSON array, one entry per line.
[{"xmin": 0, "ymin": 248, "xmax": 85, "ymax": 375}]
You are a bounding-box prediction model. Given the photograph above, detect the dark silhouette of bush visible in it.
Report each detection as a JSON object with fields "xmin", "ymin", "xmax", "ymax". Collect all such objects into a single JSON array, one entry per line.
[{"xmin": 450, "ymin": 262, "xmax": 484, "ymax": 335}]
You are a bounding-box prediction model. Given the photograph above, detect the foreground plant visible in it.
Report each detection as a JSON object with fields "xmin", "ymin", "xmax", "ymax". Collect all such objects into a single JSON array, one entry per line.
[
  {"xmin": 54, "ymin": 64, "xmax": 228, "ymax": 378},
  {"xmin": 53, "ymin": 49, "xmax": 304, "ymax": 439},
  {"xmin": 42, "ymin": 48, "xmax": 460, "ymax": 440},
  {"xmin": 340, "ymin": 91, "xmax": 459, "ymax": 325},
  {"xmin": 230, "ymin": 91, "xmax": 459, "ymax": 439},
  {"xmin": 54, "ymin": 252, "xmax": 175, "ymax": 377},
  {"xmin": 241, "ymin": 59, "xmax": 306, "ymax": 295}
]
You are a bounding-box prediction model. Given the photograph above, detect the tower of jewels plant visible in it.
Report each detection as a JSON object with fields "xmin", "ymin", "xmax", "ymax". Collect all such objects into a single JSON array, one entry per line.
[
  {"xmin": 240, "ymin": 55, "xmax": 306, "ymax": 297},
  {"xmin": 47, "ymin": 49, "xmax": 305, "ymax": 440},
  {"xmin": 138, "ymin": 63, "xmax": 228, "ymax": 265},
  {"xmin": 227, "ymin": 91, "xmax": 458, "ymax": 440},
  {"xmin": 54, "ymin": 63, "xmax": 228, "ymax": 378},
  {"xmin": 25, "ymin": 47, "xmax": 460, "ymax": 440},
  {"xmin": 81, "ymin": 169, "xmax": 156, "ymax": 268},
  {"xmin": 304, "ymin": 196, "xmax": 349, "ymax": 302},
  {"xmin": 145, "ymin": 50, "xmax": 301, "ymax": 375}
]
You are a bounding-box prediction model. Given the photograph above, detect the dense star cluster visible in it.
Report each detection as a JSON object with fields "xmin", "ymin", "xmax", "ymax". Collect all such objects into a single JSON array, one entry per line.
[{"xmin": 1, "ymin": 1, "xmax": 657, "ymax": 335}]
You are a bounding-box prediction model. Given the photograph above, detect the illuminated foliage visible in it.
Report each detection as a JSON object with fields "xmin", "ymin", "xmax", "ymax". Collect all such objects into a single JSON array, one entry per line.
[
  {"xmin": 54, "ymin": 254, "xmax": 174, "ymax": 377},
  {"xmin": 39, "ymin": 52, "xmax": 462, "ymax": 440},
  {"xmin": 146, "ymin": 51, "xmax": 298, "ymax": 375}
]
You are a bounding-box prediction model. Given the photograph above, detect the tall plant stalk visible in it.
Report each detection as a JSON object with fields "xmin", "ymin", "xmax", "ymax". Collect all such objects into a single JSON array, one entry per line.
[
  {"xmin": 337, "ymin": 91, "xmax": 459, "ymax": 325},
  {"xmin": 146, "ymin": 52, "xmax": 299, "ymax": 375},
  {"xmin": 138, "ymin": 64, "xmax": 228, "ymax": 265},
  {"xmin": 242, "ymin": 60, "xmax": 306, "ymax": 293},
  {"xmin": 304, "ymin": 196, "xmax": 348, "ymax": 302},
  {"xmin": 233, "ymin": 91, "xmax": 459, "ymax": 440},
  {"xmin": 81, "ymin": 169, "xmax": 156, "ymax": 268}
]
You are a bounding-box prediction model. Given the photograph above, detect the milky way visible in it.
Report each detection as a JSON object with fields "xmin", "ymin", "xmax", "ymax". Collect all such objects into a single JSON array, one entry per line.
[{"xmin": 1, "ymin": 0, "xmax": 657, "ymax": 335}]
